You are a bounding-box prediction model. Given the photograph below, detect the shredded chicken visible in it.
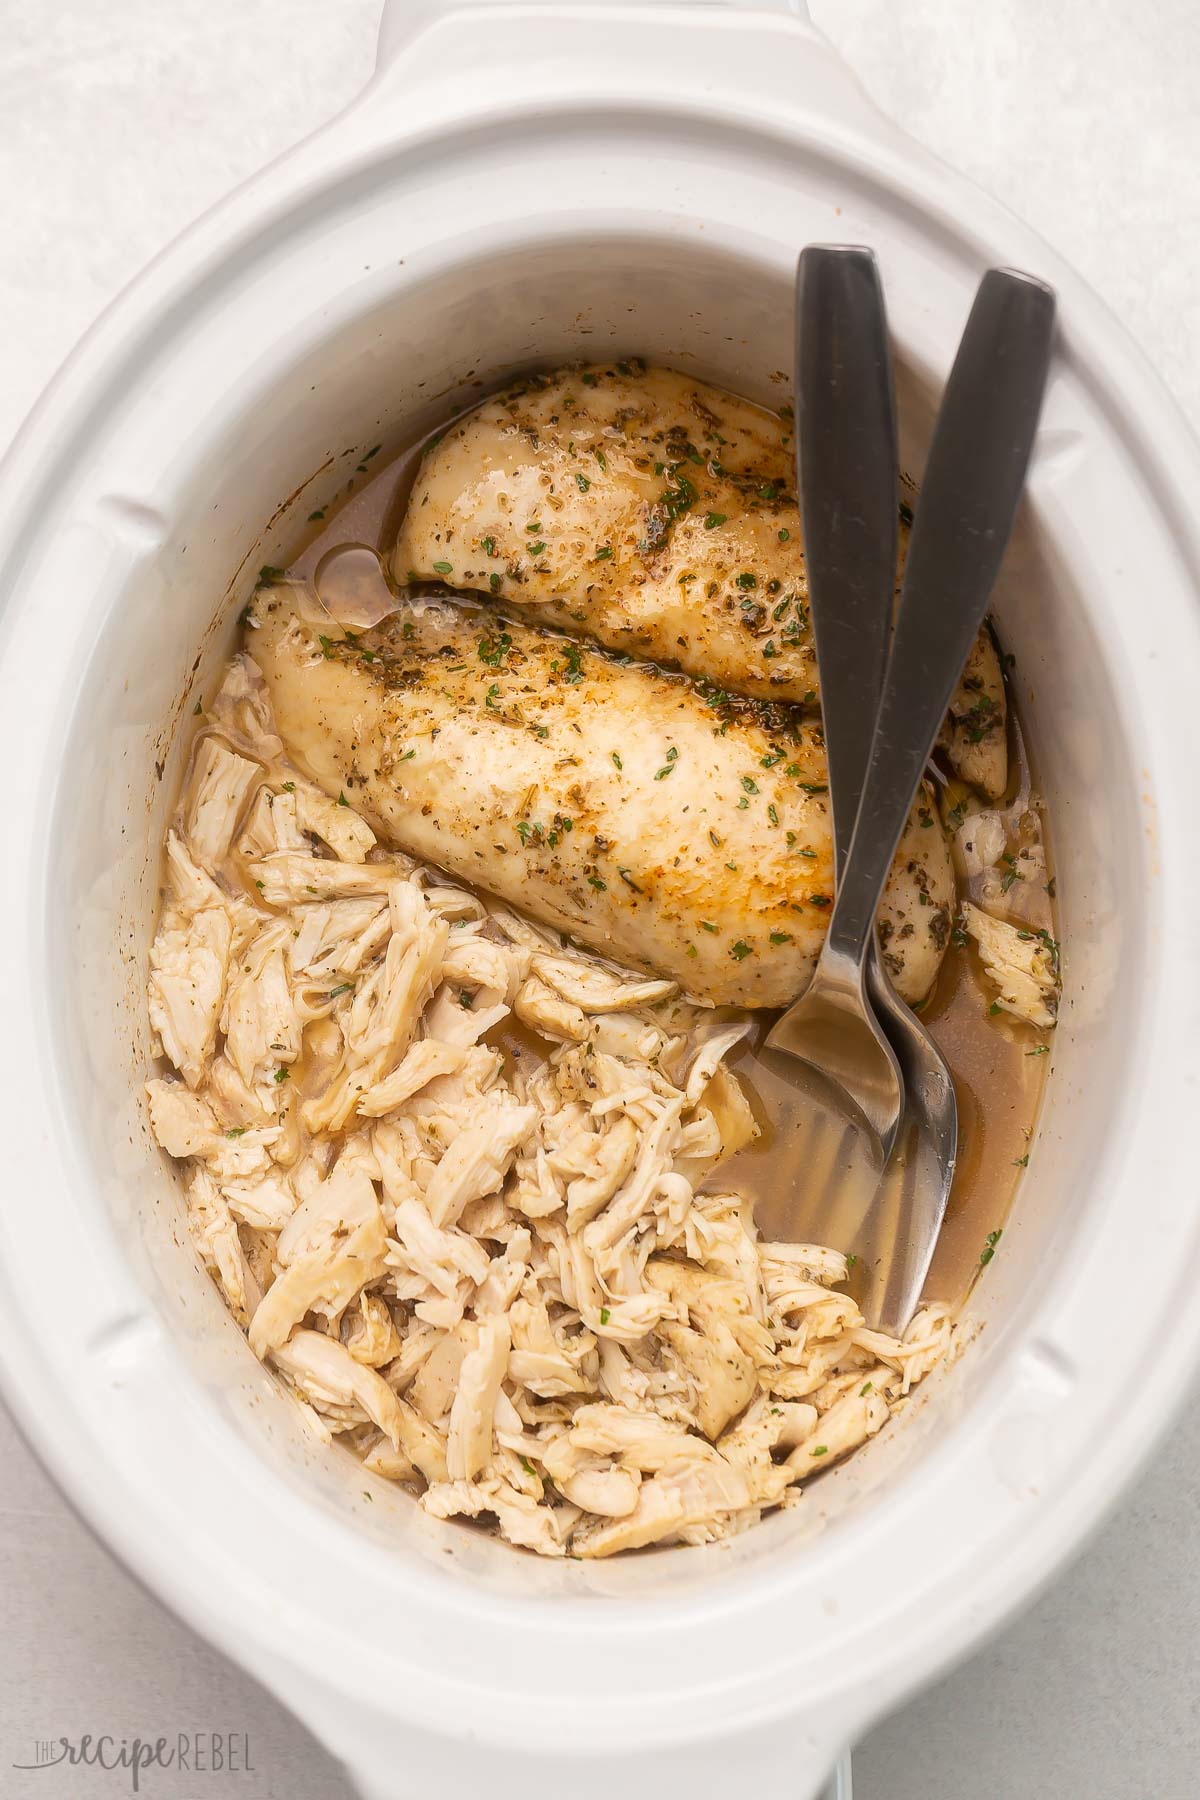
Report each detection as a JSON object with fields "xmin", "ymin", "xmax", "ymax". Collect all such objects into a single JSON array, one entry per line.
[
  {"xmin": 145, "ymin": 659, "xmax": 965, "ymax": 1557},
  {"xmin": 960, "ymin": 900, "xmax": 1060, "ymax": 1028}
]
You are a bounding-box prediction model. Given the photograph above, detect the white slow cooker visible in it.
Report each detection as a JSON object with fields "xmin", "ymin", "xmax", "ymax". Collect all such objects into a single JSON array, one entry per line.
[{"xmin": 1, "ymin": 4, "xmax": 1198, "ymax": 1797}]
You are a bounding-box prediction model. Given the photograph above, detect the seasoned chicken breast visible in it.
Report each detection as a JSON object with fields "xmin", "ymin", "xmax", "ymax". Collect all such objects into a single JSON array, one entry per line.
[
  {"xmin": 393, "ymin": 361, "xmax": 1007, "ymax": 796},
  {"xmin": 393, "ymin": 362, "xmax": 815, "ymax": 703},
  {"xmin": 249, "ymin": 590, "xmax": 953, "ymax": 1007}
]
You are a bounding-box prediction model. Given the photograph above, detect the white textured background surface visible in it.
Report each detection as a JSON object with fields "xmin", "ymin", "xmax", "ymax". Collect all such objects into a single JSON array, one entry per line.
[{"xmin": 1, "ymin": 3, "xmax": 1196, "ymax": 1796}]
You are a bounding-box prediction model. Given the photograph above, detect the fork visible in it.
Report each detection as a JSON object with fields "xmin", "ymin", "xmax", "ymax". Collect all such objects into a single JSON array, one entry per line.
[
  {"xmin": 764, "ymin": 245, "xmax": 956, "ymax": 1327},
  {"xmin": 768, "ymin": 261, "xmax": 1056, "ymax": 1316}
]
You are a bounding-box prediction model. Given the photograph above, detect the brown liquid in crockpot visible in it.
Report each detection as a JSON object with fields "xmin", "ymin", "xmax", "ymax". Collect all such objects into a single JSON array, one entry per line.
[
  {"xmin": 279, "ymin": 399, "xmax": 1049, "ymax": 1312},
  {"xmin": 714, "ymin": 940, "xmax": 1045, "ymax": 1305}
]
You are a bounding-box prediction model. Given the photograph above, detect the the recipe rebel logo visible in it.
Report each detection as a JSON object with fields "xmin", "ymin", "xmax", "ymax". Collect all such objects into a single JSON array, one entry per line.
[{"xmin": 11, "ymin": 1732, "xmax": 255, "ymax": 1791}]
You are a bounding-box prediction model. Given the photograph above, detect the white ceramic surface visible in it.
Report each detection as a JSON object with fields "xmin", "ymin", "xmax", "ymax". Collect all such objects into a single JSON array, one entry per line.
[{"xmin": 0, "ymin": 6, "xmax": 1198, "ymax": 1800}]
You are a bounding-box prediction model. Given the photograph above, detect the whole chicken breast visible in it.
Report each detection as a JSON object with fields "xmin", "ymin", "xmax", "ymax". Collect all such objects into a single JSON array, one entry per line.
[
  {"xmin": 249, "ymin": 590, "xmax": 952, "ymax": 1008},
  {"xmin": 393, "ymin": 361, "xmax": 815, "ymax": 704},
  {"xmin": 392, "ymin": 361, "xmax": 1007, "ymax": 795}
]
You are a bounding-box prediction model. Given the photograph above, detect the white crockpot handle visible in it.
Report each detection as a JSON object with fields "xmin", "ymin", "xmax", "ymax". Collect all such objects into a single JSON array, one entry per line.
[
  {"xmin": 378, "ymin": 0, "xmax": 811, "ymax": 64},
  {"xmin": 305, "ymin": 1697, "xmax": 853, "ymax": 1800},
  {"xmin": 363, "ymin": 0, "xmax": 899, "ymax": 158},
  {"xmin": 350, "ymin": 1748, "xmax": 852, "ymax": 1800}
]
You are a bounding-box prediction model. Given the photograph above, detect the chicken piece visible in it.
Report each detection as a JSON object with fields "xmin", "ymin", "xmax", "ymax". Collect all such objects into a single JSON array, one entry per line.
[
  {"xmin": 146, "ymin": 1079, "xmax": 224, "ymax": 1159},
  {"xmin": 238, "ymin": 784, "xmax": 304, "ymax": 858},
  {"xmin": 440, "ymin": 935, "xmax": 527, "ymax": 999},
  {"xmin": 409, "ymin": 1322, "xmax": 474, "ymax": 1423},
  {"xmin": 220, "ymin": 920, "xmax": 302, "ymax": 1087},
  {"xmin": 207, "ymin": 652, "xmax": 283, "ymax": 762},
  {"xmin": 474, "ymin": 1234, "xmax": 530, "ymax": 1315},
  {"xmin": 148, "ymin": 908, "xmax": 232, "ymax": 1090},
  {"xmin": 529, "ymin": 954, "xmax": 675, "ymax": 1013},
  {"xmin": 892, "ymin": 1303, "xmax": 955, "ymax": 1388},
  {"xmin": 253, "ymin": 592, "xmax": 952, "ymax": 1007},
  {"xmin": 657, "ymin": 1312, "xmax": 757, "ymax": 1440},
  {"xmin": 145, "ymin": 1077, "xmax": 282, "ymax": 1186},
  {"xmin": 759, "ymin": 1240, "xmax": 850, "ymax": 1285},
  {"xmin": 294, "ymin": 780, "xmax": 377, "ymax": 862},
  {"xmin": 939, "ymin": 627, "xmax": 1008, "ymax": 799},
  {"xmin": 304, "ymin": 890, "xmax": 449, "ymax": 1135},
  {"xmin": 787, "ymin": 1387, "xmax": 890, "ymax": 1473},
  {"xmin": 186, "ymin": 1166, "xmax": 260, "ymax": 1326},
  {"xmin": 507, "ymin": 1298, "xmax": 593, "ymax": 1397},
  {"xmin": 506, "ymin": 1144, "xmax": 566, "ymax": 1221},
  {"xmin": 421, "ymin": 1092, "xmax": 535, "ymax": 1228},
  {"xmin": 564, "ymin": 1114, "xmax": 640, "ymax": 1230},
  {"xmin": 960, "ymin": 899, "xmax": 1059, "ymax": 1028},
  {"xmin": 356, "ymin": 1039, "xmax": 470, "ymax": 1117},
  {"xmin": 394, "ymin": 363, "xmax": 815, "ymax": 699},
  {"xmin": 565, "ymin": 1403, "xmax": 694, "ymax": 1469},
  {"xmin": 247, "ymin": 1161, "xmax": 389, "ymax": 1358},
  {"xmin": 248, "ymin": 852, "xmax": 404, "ymax": 906},
  {"xmin": 537, "ymin": 1432, "xmax": 641, "ymax": 1516},
  {"xmin": 572, "ymin": 1441, "xmax": 754, "ymax": 1557},
  {"xmin": 558, "ymin": 1231, "xmax": 668, "ymax": 1342},
  {"xmin": 289, "ymin": 897, "xmax": 390, "ymax": 981},
  {"xmin": 674, "ymin": 1031, "xmax": 759, "ymax": 1184},
  {"xmin": 273, "ymin": 1329, "xmax": 411, "ymax": 1449},
  {"xmin": 590, "ymin": 1014, "xmax": 670, "ymax": 1061},
  {"xmin": 446, "ymin": 1312, "xmax": 512, "ymax": 1481},
  {"xmin": 571, "ymin": 1477, "xmax": 687, "ymax": 1556},
  {"xmin": 694, "ymin": 1066, "xmax": 758, "ymax": 1164},
  {"xmin": 513, "ymin": 975, "xmax": 590, "ymax": 1043},
  {"xmin": 683, "ymin": 1023, "xmax": 752, "ymax": 1106},
  {"xmin": 388, "ymin": 1195, "xmax": 492, "ymax": 1301},
  {"xmin": 684, "ymin": 1193, "xmax": 769, "ymax": 1315},
  {"xmin": 646, "ymin": 1260, "xmax": 764, "ymax": 1436},
  {"xmin": 184, "ymin": 735, "xmax": 263, "ymax": 870},
  {"xmin": 984, "ymin": 843, "xmax": 1051, "ymax": 929},
  {"xmin": 665, "ymin": 1447, "xmax": 755, "ymax": 1517},
  {"xmin": 394, "ymin": 361, "xmax": 1006, "ymax": 793},
  {"xmin": 341, "ymin": 1292, "xmax": 403, "ymax": 1367},
  {"xmin": 272, "ymin": 1331, "xmax": 447, "ymax": 1482},
  {"xmin": 718, "ymin": 1396, "xmax": 819, "ymax": 1505},
  {"xmin": 402, "ymin": 1044, "xmax": 505, "ymax": 1127},
  {"xmin": 422, "ymin": 1477, "xmax": 567, "ymax": 1557},
  {"xmin": 148, "ymin": 838, "xmax": 234, "ymax": 1088},
  {"xmin": 952, "ymin": 802, "xmax": 1005, "ymax": 880},
  {"xmin": 581, "ymin": 1097, "xmax": 683, "ymax": 1260},
  {"xmin": 361, "ymin": 1439, "xmax": 418, "ymax": 1484},
  {"xmin": 763, "ymin": 1265, "xmax": 846, "ymax": 1321},
  {"xmin": 421, "ymin": 981, "xmax": 509, "ymax": 1049},
  {"xmin": 220, "ymin": 1171, "xmax": 297, "ymax": 1232},
  {"xmin": 556, "ymin": 1464, "xmax": 640, "ymax": 1518}
]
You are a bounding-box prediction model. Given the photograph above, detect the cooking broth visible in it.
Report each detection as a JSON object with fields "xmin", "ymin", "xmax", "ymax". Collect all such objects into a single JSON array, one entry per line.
[{"xmin": 715, "ymin": 939, "xmax": 1046, "ymax": 1307}]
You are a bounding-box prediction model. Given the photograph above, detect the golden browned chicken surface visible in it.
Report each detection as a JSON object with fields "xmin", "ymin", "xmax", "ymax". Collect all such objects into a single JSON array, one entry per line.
[
  {"xmin": 251, "ymin": 589, "xmax": 954, "ymax": 1008},
  {"xmin": 394, "ymin": 361, "xmax": 1008, "ymax": 797}
]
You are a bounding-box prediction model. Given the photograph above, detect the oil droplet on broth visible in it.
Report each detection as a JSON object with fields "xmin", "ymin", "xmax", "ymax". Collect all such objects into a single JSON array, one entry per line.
[{"xmin": 314, "ymin": 543, "xmax": 400, "ymax": 631}]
